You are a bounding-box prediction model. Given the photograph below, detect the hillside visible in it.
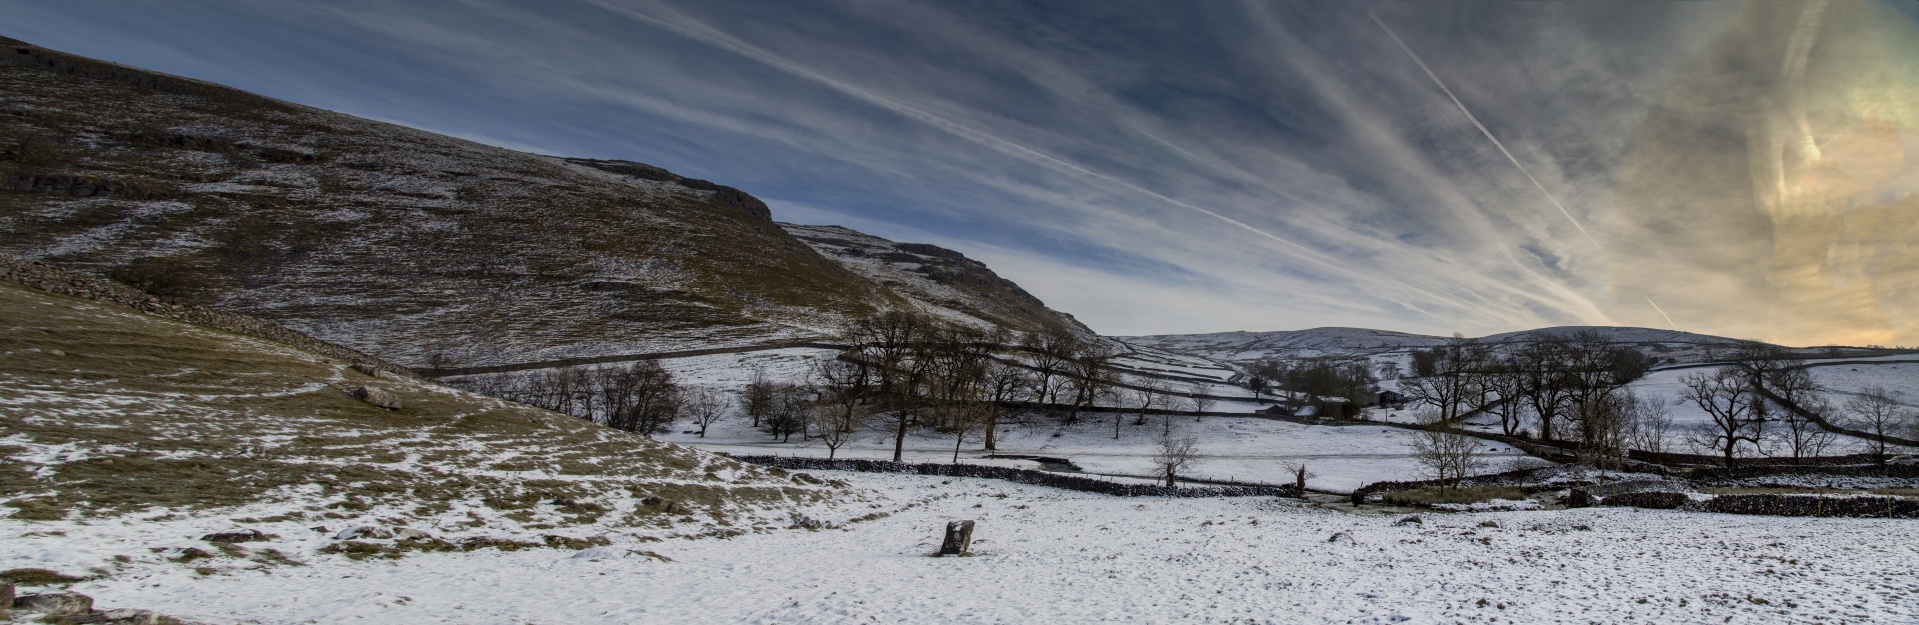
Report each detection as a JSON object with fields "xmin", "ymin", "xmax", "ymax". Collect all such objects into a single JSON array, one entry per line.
[
  {"xmin": 0, "ymin": 36, "xmax": 1083, "ymax": 371},
  {"xmin": 1119, "ymin": 325, "xmax": 1910, "ymax": 366},
  {"xmin": 0, "ymin": 269, "xmax": 841, "ymax": 537},
  {"xmin": 781, "ymin": 224, "xmax": 1091, "ymax": 335}
]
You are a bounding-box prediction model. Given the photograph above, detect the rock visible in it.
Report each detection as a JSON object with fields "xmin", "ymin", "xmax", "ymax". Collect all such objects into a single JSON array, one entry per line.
[
  {"xmin": 310, "ymin": 525, "xmax": 330, "ymax": 534},
  {"xmin": 639, "ymin": 496, "xmax": 682, "ymax": 514},
  {"xmin": 393, "ymin": 527, "xmax": 432, "ymax": 540},
  {"xmin": 46, "ymin": 349, "xmax": 65, "ymax": 357},
  {"xmin": 200, "ymin": 529, "xmax": 267, "ymax": 543},
  {"xmin": 14, "ymin": 591, "xmax": 94, "ymax": 615},
  {"xmin": 334, "ymin": 525, "xmax": 393, "ymax": 540},
  {"xmin": 350, "ymin": 362, "xmax": 382, "ymax": 378},
  {"xmin": 1393, "ymin": 515, "xmax": 1422, "ymax": 526},
  {"xmin": 72, "ymin": 609, "xmax": 160, "ymax": 625},
  {"xmin": 1478, "ymin": 521, "xmax": 1500, "ymax": 529},
  {"xmin": 352, "ymin": 386, "xmax": 401, "ymax": 410},
  {"xmin": 1327, "ymin": 532, "xmax": 1355, "ymax": 544},
  {"xmin": 1565, "ymin": 489, "xmax": 1595, "ymax": 508},
  {"xmin": 937, "ymin": 520, "xmax": 975, "ymax": 556}
]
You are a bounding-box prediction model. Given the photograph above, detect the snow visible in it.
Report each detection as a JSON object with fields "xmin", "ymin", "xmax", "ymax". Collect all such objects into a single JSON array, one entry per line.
[
  {"xmin": 664, "ymin": 413, "xmax": 1530, "ymax": 494},
  {"xmin": 5, "ymin": 471, "xmax": 1916, "ymax": 625}
]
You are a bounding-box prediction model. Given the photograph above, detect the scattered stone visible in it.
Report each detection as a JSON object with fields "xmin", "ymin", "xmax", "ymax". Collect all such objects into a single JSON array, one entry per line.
[
  {"xmin": 334, "ymin": 526, "xmax": 393, "ymax": 540},
  {"xmin": 1393, "ymin": 515, "xmax": 1422, "ymax": 526},
  {"xmin": 72, "ymin": 609, "xmax": 159, "ymax": 625},
  {"xmin": 937, "ymin": 520, "xmax": 975, "ymax": 556},
  {"xmin": 200, "ymin": 529, "xmax": 267, "ymax": 543},
  {"xmin": 640, "ymin": 496, "xmax": 682, "ymax": 514},
  {"xmin": 1478, "ymin": 521, "xmax": 1500, "ymax": 529},
  {"xmin": 14, "ymin": 591, "xmax": 93, "ymax": 615},
  {"xmin": 349, "ymin": 362, "xmax": 382, "ymax": 378},
  {"xmin": 393, "ymin": 527, "xmax": 432, "ymax": 540},
  {"xmin": 352, "ymin": 386, "xmax": 401, "ymax": 410}
]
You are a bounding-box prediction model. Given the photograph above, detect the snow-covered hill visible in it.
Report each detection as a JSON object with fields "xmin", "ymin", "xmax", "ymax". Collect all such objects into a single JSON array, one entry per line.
[
  {"xmin": 1121, "ymin": 325, "xmax": 1899, "ymax": 366},
  {"xmin": 781, "ymin": 224, "xmax": 1090, "ymax": 335}
]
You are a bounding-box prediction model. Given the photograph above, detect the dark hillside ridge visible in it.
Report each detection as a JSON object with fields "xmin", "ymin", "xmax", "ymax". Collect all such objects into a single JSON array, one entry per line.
[{"xmin": 0, "ymin": 36, "xmax": 1087, "ymax": 368}]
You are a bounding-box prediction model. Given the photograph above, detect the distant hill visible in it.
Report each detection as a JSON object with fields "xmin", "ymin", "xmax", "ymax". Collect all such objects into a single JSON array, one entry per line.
[
  {"xmin": 782, "ymin": 224, "xmax": 1092, "ymax": 335},
  {"xmin": 0, "ymin": 36, "xmax": 1085, "ymax": 369},
  {"xmin": 1122, "ymin": 325, "xmax": 1903, "ymax": 366}
]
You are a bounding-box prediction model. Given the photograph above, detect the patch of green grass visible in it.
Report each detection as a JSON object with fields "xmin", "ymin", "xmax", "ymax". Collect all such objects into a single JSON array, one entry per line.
[{"xmin": 0, "ymin": 568, "xmax": 88, "ymax": 585}]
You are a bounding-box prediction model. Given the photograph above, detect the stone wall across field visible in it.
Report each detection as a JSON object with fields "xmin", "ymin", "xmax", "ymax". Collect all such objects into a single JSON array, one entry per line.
[
  {"xmin": 1700, "ymin": 494, "xmax": 1919, "ymax": 519},
  {"xmin": 729, "ymin": 455, "xmax": 1298, "ymax": 498},
  {"xmin": 0, "ymin": 254, "xmax": 414, "ymax": 377}
]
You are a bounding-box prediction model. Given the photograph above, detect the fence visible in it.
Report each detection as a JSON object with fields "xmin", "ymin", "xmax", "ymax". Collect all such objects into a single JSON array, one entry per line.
[{"xmin": 728, "ymin": 455, "xmax": 1298, "ymax": 498}]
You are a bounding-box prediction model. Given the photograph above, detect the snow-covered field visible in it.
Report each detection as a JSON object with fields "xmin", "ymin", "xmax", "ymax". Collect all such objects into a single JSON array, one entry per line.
[
  {"xmin": 664, "ymin": 413, "xmax": 1530, "ymax": 494},
  {"xmin": 7, "ymin": 471, "xmax": 1916, "ymax": 625},
  {"xmin": 1625, "ymin": 362, "xmax": 1919, "ymax": 455}
]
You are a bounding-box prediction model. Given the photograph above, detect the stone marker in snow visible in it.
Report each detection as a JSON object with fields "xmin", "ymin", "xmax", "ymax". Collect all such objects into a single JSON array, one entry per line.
[
  {"xmin": 14, "ymin": 591, "xmax": 93, "ymax": 615},
  {"xmin": 334, "ymin": 525, "xmax": 394, "ymax": 540},
  {"xmin": 938, "ymin": 520, "xmax": 975, "ymax": 556},
  {"xmin": 352, "ymin": 386, "xmax": 401, "ymax": 410}
]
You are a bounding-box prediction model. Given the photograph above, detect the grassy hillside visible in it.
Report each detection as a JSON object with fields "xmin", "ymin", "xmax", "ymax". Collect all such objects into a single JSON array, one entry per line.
[
  {"xmin": 0, "ymin": 35, "xmax": 902, "ymax": 368},
  {"xmin": 0, "ymin": 278, "xmax": 838, "ymax": 537}
]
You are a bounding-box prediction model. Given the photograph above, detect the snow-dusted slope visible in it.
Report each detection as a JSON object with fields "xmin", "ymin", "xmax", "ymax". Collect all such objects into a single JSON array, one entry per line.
[
  {"xmin": 780, "ymin": 224, "xmax": 1092, "ymax": 335},
  {"xmin": 1121, "ymin": 325, "xmax": 1889, "ymax": 366},
  {"xmin": 0, "ymin": 37, "xmax": 916, "ymax": 368}
]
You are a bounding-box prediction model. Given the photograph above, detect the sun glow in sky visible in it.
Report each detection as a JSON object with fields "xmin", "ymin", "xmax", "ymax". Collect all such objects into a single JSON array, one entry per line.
[{"xmin": 4, "ymin": 0, "xmax": 1917, "ymax": 345}]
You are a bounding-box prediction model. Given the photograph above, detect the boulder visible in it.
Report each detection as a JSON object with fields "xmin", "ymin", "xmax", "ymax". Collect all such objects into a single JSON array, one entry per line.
[
  {"xmin": 937, "ymin": 520, "xmax": 975, "ymax": 556},
  {"xmin": 393, "ymin": 527, "xmax": 432, "ymax": 540},
  {"xmin": 334, "ymin": 525, "xmax": 393, "ymax": 540},
  {"xmin": 14, "ymin": 591, "xmax": 94, "ymax": 615},
  {"xmin": 200, "ymin": 529, "xmax": 267, "ymax": 543},
  {"xmin": 1477, "ymin": 520, "xmax": 1500, "ymax": 529},
  {"xmin": 639, "ymin": 496, "xmax": 682, "ymax": 514},
  {"xmin": 352, "ymin": 386, "xmax": 401, "ymax": 410},
  {"xmin": 72, "ymin": 609, "xmax": 160, "ymax": 625}
]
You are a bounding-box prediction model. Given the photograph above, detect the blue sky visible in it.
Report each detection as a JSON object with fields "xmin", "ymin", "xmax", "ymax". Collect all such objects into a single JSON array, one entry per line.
[{"xmin": 6, "ymin": 1, "xmax": 1918, "ymax": 344}]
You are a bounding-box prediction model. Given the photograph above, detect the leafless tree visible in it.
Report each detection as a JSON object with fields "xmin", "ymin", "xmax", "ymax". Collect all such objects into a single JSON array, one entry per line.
[
  {"xmin": 1188, "ymin": 382, "xmax": 1215, "ymax": 422},
  {"xmin": 597, "ymin": 361, "xmax": 682, "ymax": 437},
  {"xmin": 1282, "ymin": 461, "xmax": 1315, "ymax": 498},
  {"xmin": 683, "ymin": 386, "xmax": 730, "ymax": 438},
  {"xmin": 1152, "ymin": 435, "xmax": 1200, "ymax": 488},
  {"xmin": 1625, "ymin": 394, "xmax": 1675, "ymax": 455},
  {"xmin": 1404, "ymin": 334, "xmax": 1488, "ymax": 425},
  {"xmin": 1130, "ymin": 378, "xmax": 1169, "ymax": 428},
  {"xmin": 1844, "ymin": 386, "xmax": 1911, "ymax": 465},
  {"xmin": 742, "ymin": 366, "xmax": 776, "ymax": 428},
  {"xmin": 980, "ymin": 360, "xmax": 1028, "ymax": 451},
  {"xmin": 1681, "ymin": 367, "xmax": 1766, "ymax": 467},
  {"xmin": 1405, "ymin": 410, "xmax": 1486, "ymax": 490},
  {"xmin": 810, "ymin": 393, "xmax": 865, "ymax": 460}
]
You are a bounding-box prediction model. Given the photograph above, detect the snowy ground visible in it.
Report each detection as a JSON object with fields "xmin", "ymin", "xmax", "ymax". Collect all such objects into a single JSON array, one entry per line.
[
  {"xmin": 7, "ymin": 471, "xmax": 1916, "ymax": 625},
  {"xmin": 664, "ymin": 413, "xmax": 1530, "ymax": 494}
]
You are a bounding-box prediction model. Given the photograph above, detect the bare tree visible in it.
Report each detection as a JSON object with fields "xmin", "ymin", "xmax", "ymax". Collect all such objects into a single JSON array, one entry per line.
[
  {"xmin": 1681, "ymin": 367, "xmax": 1766, "ymax": 468},
  {"xmin": 742, "ymin": 366, "xmax": 776, "ymax": 428},
  {"xmin": 597, "ymin": 361, "xmax": 682, "ymax": 437},
  {"xmin": 1762, "ymin": 367, "xmax": 1832, "ymax": 462},
  {"xmin": 1130, "ymin": 378, "xmax": 1169, "ymax": 427},
  {"xmin": 1282, "ymin": 461, "xmax": 1315, "ymax": 498},
  {"xmin": 1844, "ymin": 386, "xmax": 1910, "ymax": 465},
  {"xmin": 1245, "ymin": 375, "xmax": 1270, "ymax": 404},
  {"xmin": 1152, "ymin": 435, "xmax": 1200, "ymax": 488},
  {"xmin": 1403, "ymin": 334, "xmax": 1488, "ymax": 425},
  {"xmin": 1405, "ymin": 410, "xmax": 1485, "ymax": 490},
  {"xmin": 683, "ymin": 386, "xmax": 731, "ymax": 438},
  {"xmin": 1188, "ymin": 382, "xmax": 1215, "ymax": 423},
  {"xmin": 1625, "ymin": 394, "xmax": 1674, "ymax": 455},
  {"xmin": 810, "ymin": 394, "xmax": 865, "ymax": 460},
  {"xmin": 980, "ymin": 360, "xmax": 1028, "ymax": 451}
]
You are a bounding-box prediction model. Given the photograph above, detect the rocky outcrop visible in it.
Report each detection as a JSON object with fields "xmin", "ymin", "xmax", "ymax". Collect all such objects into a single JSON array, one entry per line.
[{"xmin": 352, "ymin": 386, "xmax": 402, "ymax": 410}]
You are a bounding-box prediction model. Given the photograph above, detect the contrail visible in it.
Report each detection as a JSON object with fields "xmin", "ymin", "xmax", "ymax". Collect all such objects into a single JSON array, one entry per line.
[
  {"xmin": 1643, "ymin": 296, "xmax": 1680, "ymax": 332},
  {"xmin": 1368, "ymin": 11, "xmax": 1601, "ymax": 249},
  {"xmin": 586, "ymin": 0, "xmax": 1514, "ymax": 322}
]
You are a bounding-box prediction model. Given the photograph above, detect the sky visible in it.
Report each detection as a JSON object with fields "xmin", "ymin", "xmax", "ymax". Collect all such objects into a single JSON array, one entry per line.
[{"xmin": 4, "ymin": 0, "xmax": 1918, "ymax": 346}]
